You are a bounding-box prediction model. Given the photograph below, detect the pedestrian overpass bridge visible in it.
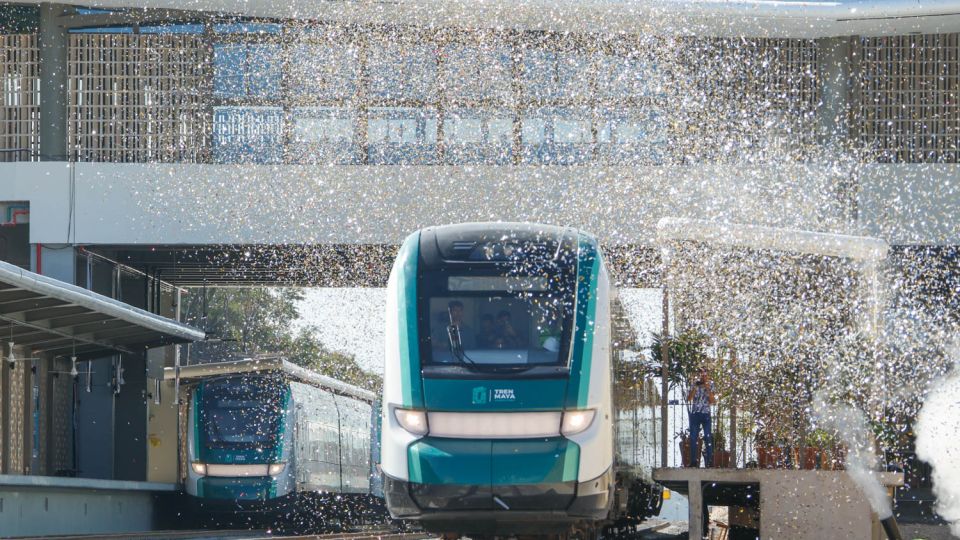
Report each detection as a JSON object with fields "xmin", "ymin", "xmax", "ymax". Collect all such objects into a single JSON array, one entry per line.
[{"xmin": 3, "ymin": 160, "xmax": 954, "ymax": 288}]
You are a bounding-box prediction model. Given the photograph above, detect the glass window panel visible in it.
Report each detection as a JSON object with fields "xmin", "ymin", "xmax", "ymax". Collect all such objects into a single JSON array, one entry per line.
[
  {"xmin": 70, "ymin": 27, "xmax": 134, "ymax": 34},
  {"xmin": 246, "ymin": 44, "xmax": 282, "ymax": 98},
  {"xmin": 445, "ymin": 116, "xmax": 483, "ymax": 144},
  {"xmin": 521, "ymin": 117, "xmax": 546, "ymax": 144},
  {"xmin": 596, "ymin": 54, "xmax": 663, "ymax": 99},
  {"xmin": 286, "ymin": 44, "xmax": 359, "ymax": 100},
  {"xmin": 554, "ymin": 118, "xmax": 592, "ymax": 143},
  {"xmin": 597, "ymin": 109, "xmax": 667, "ymax": 164},
  {"xmin": 213, "ymin": 44, "xmax": 282, "ymax": 99},
  {"xmin": 212, "ymin": 106, "xmax": 284, "ymax": 164},
  {"xmin": 293, "ymin": 108, "xmax": 355, "ymax": 143},
  {"xmin": 213, "ymin": 22, "xmax": 282, "ymax": 34},
  {"xmin": 291, "ymin": 107, "xmax": 360, "ymax": 164},
  {"xmin": 367, "ymin": 107, "xmax": 438, "ymax": 164},
  {"xmin": 441, "ymin": 44, "xmax": 514, "ymax": 103},
  {"xmin": 213, "ymin": 44, "xmax": 246, "ymax": 98},
  {"xmin": 443, "ymin": 109, "xmax": 514, "ymax": 164},
  {"xmin": 369, "ymin": 116, "xmax": 418, "ymax": 144},
  {"xmin": 367, "ymin": 41, "xmax": 437, "ymax": 101},
  {"xmin": 489, "ymin": 118, "xmax": 513, "ymax": 145},
  {"xmin": 522, "ymin": 49, "xmax": 592, "ymax": 100},
  {"xmin": 521, "ymin": 108, "xmax": 594, "ymax": 165},
  {"xmin": 139, "ymin": 24, "xmax": 205, "ymax": 34}
]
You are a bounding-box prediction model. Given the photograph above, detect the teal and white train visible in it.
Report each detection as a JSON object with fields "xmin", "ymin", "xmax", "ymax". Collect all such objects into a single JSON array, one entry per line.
[
  {"xmin": 380, "ymin": 223, "xmax": 662, "ymax": 535},
  {"xmin": 170, "ymin": 358, "xmax": 380, "ymax": 522}
]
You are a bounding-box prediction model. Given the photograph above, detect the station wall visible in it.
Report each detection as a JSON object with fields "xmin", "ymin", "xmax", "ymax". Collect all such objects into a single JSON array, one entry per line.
[{"xmin": 0, "ymin": 162, "xmax": 955, "ymax": 247}]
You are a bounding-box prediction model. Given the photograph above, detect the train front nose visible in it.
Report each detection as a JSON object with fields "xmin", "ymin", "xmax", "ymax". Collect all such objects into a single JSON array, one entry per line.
[
  {"xmin": 384, "ymin": 376, "xmax": 612, "ymax": 530},
  {"xmin": 406, "ymin": 436, "xmax": 580, "ymax": 511}
]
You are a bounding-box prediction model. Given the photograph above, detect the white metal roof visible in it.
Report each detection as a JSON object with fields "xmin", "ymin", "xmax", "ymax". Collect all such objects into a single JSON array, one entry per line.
[
  {"xmin": 40, "ymin": 0, "xmax": 960, "ymax": 38},
  {"xmin": 164, "ymin": 357, "xmax": 377, "ymax": 402},
  {"xmin": 656, "ymin": 217, "xmax": 889, "ymax": 261},
  {"xmin": 0, "ymin": 260, "xmax": 205, "ymax": 359}
]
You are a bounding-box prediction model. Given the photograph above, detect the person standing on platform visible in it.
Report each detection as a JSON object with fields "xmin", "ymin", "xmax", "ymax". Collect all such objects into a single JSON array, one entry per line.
[{"xmin": 687, "ymin": 368, "xmax": 716, "ymax": 467}]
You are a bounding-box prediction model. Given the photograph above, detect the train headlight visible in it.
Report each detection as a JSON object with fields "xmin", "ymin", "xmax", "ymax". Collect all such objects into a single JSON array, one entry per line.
[
  {"xmin": 268, "ymin": 463, "xmax": 287, "ymax": 476},
  {"xmin": 191, "ymin": 462, "xmax": 207, "ymax": 476},
  {"xmin": 561, "ymin": 409, "xmax": 596, "ymax": 436},
  {"xmin": 394, "ymin": 408, "xmax": 429, "ymax": 436}
]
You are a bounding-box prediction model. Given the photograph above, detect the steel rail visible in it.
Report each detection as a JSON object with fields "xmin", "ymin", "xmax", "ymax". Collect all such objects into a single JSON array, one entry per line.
[{"xmin": 18, "ymin": 530, "xmax": 432, "ymax": 540}]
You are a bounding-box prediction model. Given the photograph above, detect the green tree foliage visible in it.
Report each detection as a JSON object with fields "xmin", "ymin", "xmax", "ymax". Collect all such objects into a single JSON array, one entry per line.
[
  {"xmin": 181, "ymin": 287, "xmax": 380, "ymax": 389},
  {"xmin": 644, "ymin": 330, "xmax": 709, "ymax": 393}
]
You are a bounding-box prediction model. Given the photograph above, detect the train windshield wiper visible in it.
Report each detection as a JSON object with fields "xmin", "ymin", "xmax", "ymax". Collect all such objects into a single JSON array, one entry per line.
[{"xmin": 446, "ymin": 309, "xmax": 477, "ymax": 368}]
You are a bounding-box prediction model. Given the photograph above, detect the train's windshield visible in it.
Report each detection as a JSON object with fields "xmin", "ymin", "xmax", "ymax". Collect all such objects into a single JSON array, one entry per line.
[
  {"xmin": 200, "ymin": 377, "xmax": 286, "ymax": 449},
  {"xmin": 424, "ymin": 274, "xmax": 575, "ymax": 367}
]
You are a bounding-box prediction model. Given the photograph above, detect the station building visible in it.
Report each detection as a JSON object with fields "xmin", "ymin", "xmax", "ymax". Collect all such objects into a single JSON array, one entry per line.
[{"xmin": 0, "ymin": 0, "xmax": 956, "ymax": 535}]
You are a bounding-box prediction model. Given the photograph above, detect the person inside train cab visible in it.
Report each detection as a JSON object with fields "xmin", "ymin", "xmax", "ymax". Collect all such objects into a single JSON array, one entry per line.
[
  {"xmin": 477, "ymin": 314, "xmax": 497, "ymax": 348},
  {"xmin": 434, "ymin": 300, "xmax": 475, "ymax": 351},
  {"xmin": 687, "ymin": 368, "xmax": 716, "ymax": 467},
  {"xmin": 494, "ymin": 310, "xmax": 522, "ymax": 348}
]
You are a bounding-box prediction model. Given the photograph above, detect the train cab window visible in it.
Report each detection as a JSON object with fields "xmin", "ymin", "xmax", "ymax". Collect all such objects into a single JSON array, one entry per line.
[
  {"xmin": 200, "ymin": 377, "xmax": 286, "ymax": 448},
  {"xmin": 425, "ymin": 276, "xmax": 573, "ymax": 368}
]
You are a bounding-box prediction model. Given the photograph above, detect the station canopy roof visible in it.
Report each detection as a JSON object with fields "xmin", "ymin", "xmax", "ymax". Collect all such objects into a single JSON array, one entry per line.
[{"xmin": 0, "ymin": 260, "xmax": 205, "ymax": 359}]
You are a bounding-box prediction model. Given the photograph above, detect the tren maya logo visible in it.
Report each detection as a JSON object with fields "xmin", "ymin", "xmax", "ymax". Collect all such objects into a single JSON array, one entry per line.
[{"xmin": 472, "ymin": 386, "xmax": 517, "ymax": 404}]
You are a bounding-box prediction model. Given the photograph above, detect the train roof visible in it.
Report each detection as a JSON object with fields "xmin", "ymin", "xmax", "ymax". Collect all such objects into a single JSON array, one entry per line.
[
  {"xmin": 164, "ymin": 357, "xmax": 376, "ymax": 402},
  {"xmin": 424, "ymin": 222, "xmax": 574, "ymax": 238},
  {"xmin": 418, "ymin": 222, "xmax": 599, "ymax": 264}
]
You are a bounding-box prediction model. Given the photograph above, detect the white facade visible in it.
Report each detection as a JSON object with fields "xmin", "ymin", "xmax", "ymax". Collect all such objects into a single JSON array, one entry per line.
[{"xmin": 4, "ymin": 162, "xmax": 956, "ymax": 248}]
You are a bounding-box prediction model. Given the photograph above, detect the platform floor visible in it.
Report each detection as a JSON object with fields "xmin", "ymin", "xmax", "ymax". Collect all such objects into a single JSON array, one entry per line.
[{"xmin": 0, "ymin": 474, "xmax": 176, "ymax": 537}]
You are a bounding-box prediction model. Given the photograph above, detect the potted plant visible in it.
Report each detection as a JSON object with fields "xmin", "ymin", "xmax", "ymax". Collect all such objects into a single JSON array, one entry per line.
[
  {"xmin": 676, "ymin": 429, "xmax": 692, "ymax": 467},
  {"xmin": 755, "ymin": 428, "xmax": 785, "ymax": 469},
  {"xmin": 649, "ymin": 331, "xmax": 710, "ymax": 469},
  {"xmin": 647, "ymin": 330, "xmax": 710, "ymax": 402},
  {"xmin": 712, "ymin": 429, "xmax": 731, "ymax": 468},
  {"xmin": 827, "ymin": 441, "xmax": 847, "ymax": 471},
  {"xmin": 803, "ymin": 429, "xmax": 834, "ymax": 469}
]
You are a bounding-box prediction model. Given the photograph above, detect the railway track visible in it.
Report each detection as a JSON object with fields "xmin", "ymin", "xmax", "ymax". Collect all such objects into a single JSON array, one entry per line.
[{"xmin": 13, "ymin": 529, "xmax": 434, "ymax": 540}]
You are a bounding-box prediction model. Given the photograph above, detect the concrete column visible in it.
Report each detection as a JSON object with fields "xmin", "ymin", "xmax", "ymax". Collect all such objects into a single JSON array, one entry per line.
[
  {"xmin": 816, "ymin": 37, "xmax": 852, "ymax": 147},
  {"xmin": 687, "ymin": 480, "xmax": 705, "ymax": 540},
  {"xmin": 39, "ymin": 4, "xmax": 70, "ymax": 161},
  {"xmin": 817, "ymin": 36, "xmax": 860, "ymax": 220}
]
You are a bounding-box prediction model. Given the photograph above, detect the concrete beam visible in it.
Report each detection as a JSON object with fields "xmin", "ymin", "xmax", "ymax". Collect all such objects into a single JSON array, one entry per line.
[{"xmin": 58, "ymin": 8, "xmax": 206, "ymax": 30}]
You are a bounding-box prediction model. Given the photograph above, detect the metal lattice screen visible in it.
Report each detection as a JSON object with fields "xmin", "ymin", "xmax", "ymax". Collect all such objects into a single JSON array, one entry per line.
[
  {"xmin": 48, "ymin": 357, "xmax": 73, "ymax": 475},
  {"xmin": 858, "ymin": 34, "xmax": 960, "ymax": 163},
  {"xmin": 678, "ymin": 38, "xmax": 820, "ymax": 159},
  {"xmin": 68, "ymin": 34, "xmax": 212, "ymax": 163},
  {"xmin": 6, "ymin": 360, "xmax": 26, "ymax": 473},
  {"xmin": 0, "ymin": 34, "xmax": 38, "ymax": 162},
  {"xmin": 0, "ymin": 29, "xmax": 958, "ymax": 164}
]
